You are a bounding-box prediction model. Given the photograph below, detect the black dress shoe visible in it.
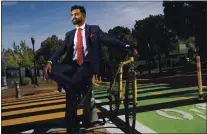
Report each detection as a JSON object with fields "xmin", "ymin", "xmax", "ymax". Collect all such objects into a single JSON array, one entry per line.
[
  {"xmin": 85, "ymin": 120, "xmax": 105, "ymax": 129},
  {"xmin": 67, "ymin": 127, "xmax": 80, "ymax": 134},
  {"xmin": 85, "ymin": 122, "xmax": 109, "ymax": 134},
  {"xmin": 67, "ymin": 127, "xmax": 75, "ymax": 133}
]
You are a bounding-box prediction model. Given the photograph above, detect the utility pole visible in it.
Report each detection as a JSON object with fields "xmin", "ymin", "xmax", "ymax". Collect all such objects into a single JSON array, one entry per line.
[{"xmin": 1, "ymin": 44, "xmax": 7, "ymax": 89}]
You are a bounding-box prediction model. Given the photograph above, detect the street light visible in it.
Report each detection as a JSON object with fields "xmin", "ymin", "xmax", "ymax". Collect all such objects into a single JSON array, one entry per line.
[
  {"xmin": 31, "ymin": 36, "xmax": 38, "ymax": 88},
  {"xmin": 1, "ymin": 44, "xmax": 7, "ymax": 88}
]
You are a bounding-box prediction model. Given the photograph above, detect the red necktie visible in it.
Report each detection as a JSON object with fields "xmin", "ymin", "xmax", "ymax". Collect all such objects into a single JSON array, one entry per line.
[{"xmin": 77, "ymin": 28, "xmax": 83, "ymax": 65}]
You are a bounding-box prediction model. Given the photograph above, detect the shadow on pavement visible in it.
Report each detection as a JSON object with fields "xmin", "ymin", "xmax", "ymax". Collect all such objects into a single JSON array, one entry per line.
[
  {"xmin": 138, "ymin": 74, "xmax": 207, "ymax": 89},
  {"xmin": 2, "ymin": 74, "xmax": 207, "ymax": 134}
]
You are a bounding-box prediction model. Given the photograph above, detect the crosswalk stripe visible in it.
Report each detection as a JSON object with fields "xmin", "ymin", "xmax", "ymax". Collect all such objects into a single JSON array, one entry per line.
[
  {"xmin": 2, "ymin": 104, "xmax": 66, "ymax": 116},
  {"xmin": 2, "ymin": 95, "xmax": 65, "ymax": 106},
  {"xmin": 2, "ymin": 99, "xmax": 65, "ymax": 110},
  {"xmin": 150, "ymin": 91, "xmax": 162, "ymax": 95},
  {"xmin": 2, "ymin": 112, "xmax": 65, "ymax": 126},
  {"xmin": 2, "ymin": 93, "xmax": 64, "ymax": 104},
  {"xmin": 137, "ymin": 84, "xmax": 168, "ymax": 88},
  {"xmin": 2, "ymin": 109, "xmax": 100, "ymax": 127},
  {"xmin": 2, "ymin": 91, "xmax": 104, "ymax": 127}
]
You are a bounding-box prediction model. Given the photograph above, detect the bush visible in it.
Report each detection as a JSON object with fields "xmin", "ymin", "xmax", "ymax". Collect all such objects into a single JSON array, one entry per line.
[
  {"xmin": 37, "ymin": 77, "xmax": 43, "ymax": 84},
  {"xmin": 29, "ymin": 76, "xmax": 44, "ymax": 84},
  {"xmin": 23, "ymin": 77, "xmax": 31, "ymax": 85}
]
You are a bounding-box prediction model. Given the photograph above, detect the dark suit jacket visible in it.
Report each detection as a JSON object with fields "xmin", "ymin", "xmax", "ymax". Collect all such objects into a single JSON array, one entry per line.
[{"xmin": 49, "ymin": 24, "xmax": 127, "ymax": 73}]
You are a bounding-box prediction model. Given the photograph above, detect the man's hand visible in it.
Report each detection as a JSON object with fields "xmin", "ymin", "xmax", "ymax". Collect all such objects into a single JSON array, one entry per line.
[
  {"xmin": 44, "ymin": 61, "xmax": 52, "ymax": 78},
  {"xmin": 132, "ymin": 48, "xmax": 138, "ymax": 56},
  {"xmin": 125, "ymin": 44, "xmax": 131, "ymax": 52},
  {"xmin": 125, "ymin": 44, "xmax": 139, "ymax": 57}
]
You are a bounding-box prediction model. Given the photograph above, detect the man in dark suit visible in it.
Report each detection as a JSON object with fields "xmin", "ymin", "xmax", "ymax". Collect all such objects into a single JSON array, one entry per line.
[{"xmin": 44, "ymin": 5, "xmax": 131, "ymax": 133}]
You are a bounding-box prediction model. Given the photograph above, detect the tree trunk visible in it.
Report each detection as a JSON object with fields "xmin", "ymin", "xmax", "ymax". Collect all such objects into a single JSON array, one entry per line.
[
  {"xmin": 158, "ymin": 55, "xmax": 162, "ymax": 73},
  {"xmin": 196, "ymin": 34, "xmax": 206, "ymax": 62},
  {"xmin": 146, "ymin": 60, "xmax": 151, "ymax": 75}
]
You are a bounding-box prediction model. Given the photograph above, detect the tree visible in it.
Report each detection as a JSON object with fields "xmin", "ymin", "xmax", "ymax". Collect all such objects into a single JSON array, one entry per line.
[
  {"xmin": 132, "ymin": 14, "xmax": 178, "ymax": 73},
  {"xmin": 183, "ymin": 37, "xmax": 196, "ymax": 51},
  {"xmin": 36, "ymin": 35, "xmax": 63, "ymax": 68},
  {"xmin": 108, "ymin": 26, "xmax": 138, "ymax": 62},
  {"xmin": 4, "ymin": 40, "xmax": 34, "ymax": 67},
  {"xmin": 18, "ymin": 40, "xmax": 34, "ymax": 67},
  {"xmin": 4, "ymin": 48, "xmax": 18, "ymax": 67},
  {"xmin": 100, "ymin": 45, "xmax": 110, "ymax": 64},
  {"xmin": 108, "ymin": 26, "xmax": 138, "ymax": 47},
  {"xmin": 163, "ymin": 1, "xmax": 207, "ymax": 61}
]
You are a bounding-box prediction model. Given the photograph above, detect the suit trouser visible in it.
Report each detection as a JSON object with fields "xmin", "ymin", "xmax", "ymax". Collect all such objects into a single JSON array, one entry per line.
[{"xmin": 48, "ymin": 62, "xmax": 99, "ymax": 128}]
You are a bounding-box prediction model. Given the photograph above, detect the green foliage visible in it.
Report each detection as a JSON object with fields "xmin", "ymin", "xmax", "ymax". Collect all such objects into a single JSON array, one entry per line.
[
  {"xmin": 37, "ymin": 77, "xmax": 43, "ymax": 84},
  {"xmin": 132, "ymin": 14, "xmax": 178, "ymax": 60},
  {"xmin": 163, "ymin": 1, "xmax": 206, "ymax": 37},
  {"xmin": 100, "ymin": 45, "xmax": 110, "ymax": 64},
  {"xmin": 4, "ymin": 48, "xmax": 18, "ymax": 67},
  {"xmin": 22, "ymin": 77, "xmax": 31, "ymax": 85},
  {"xmin": 132, "ymin": 14, "xmax": 179, "ymax": 73},
  {"xmin": 179, "ymin": 36, "xmax": 196, "ymax": 51},
  {"xmin": 108, "ymin": 26, "xmax": 138, "ymax": 47},
  {"xmin": 4, "ymin": 40, "xmax": 34, "ymax": 67},
  {"xmin": 18, "ymin": 40, "xmax": 34, "ymax": 67},
  {"xmin": 36, "ymin": 35, "xmax": 63, "ymax": 67},
  {"xmin": 163, "ymin": 1, "xmax": 207, "ymax": 61},
  {"xmin": 107, "ymin": 26, "xmax": 138, "ymax": 62}
]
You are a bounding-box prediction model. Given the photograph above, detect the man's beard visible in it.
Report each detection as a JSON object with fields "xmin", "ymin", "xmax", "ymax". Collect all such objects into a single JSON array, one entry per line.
[{"xmin": 72, "ymin": 18, "xmax": 82, "ymax": 25}]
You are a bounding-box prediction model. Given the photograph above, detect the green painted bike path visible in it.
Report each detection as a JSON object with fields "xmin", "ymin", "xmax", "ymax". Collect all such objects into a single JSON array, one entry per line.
[{"xmin": 93, "ymin": 82, "xmax": 207, "ymax": 133}]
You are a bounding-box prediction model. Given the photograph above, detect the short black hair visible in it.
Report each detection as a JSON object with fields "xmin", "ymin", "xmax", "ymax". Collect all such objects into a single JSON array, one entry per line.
[{"xmin": 71, "ymin": 5, "xmax": 86, "ymax": 15}]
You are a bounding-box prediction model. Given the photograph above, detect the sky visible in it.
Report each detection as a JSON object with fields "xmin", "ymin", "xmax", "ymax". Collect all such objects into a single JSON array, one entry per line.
[{"xmin": 2, "ymin": 1, "xmax": 164, "ymax": 50}]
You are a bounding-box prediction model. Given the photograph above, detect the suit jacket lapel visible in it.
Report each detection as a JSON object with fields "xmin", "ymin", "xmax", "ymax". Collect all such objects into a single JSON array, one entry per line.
[
  {"xmin": 70, "ymin": 29, "xmax": 76, "ymax": 46},
  {"xmin": 85, "ymin": 24, "xmax": 91, "ymax": 47},
  {"xmin": 66, "ymin": 29, "xmax": 75, "ymax": 55}
]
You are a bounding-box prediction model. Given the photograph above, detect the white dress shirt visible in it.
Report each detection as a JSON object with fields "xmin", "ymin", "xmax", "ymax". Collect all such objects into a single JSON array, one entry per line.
[{"xmin": 73, "ymin": 23, "xmax": 88, "ymax": 61}]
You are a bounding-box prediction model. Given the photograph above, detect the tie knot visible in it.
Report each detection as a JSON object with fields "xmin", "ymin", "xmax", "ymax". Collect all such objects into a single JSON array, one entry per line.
[{"xmin": 78, "ymin": 27, "xmax": 82, "ymax": 31}]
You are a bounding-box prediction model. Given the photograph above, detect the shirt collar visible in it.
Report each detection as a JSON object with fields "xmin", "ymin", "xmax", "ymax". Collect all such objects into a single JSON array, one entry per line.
[{"xmin": 76, "ymin": 23, "xmax": 85, "ymax": 30}]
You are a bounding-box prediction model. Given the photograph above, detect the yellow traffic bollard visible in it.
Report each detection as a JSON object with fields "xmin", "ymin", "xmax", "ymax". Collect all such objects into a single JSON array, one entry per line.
[
  {"xmin": 196, "ymin": 56, "xmax": 204, "ymax": 101},
  {"xmin": 119, "ymin": 63, "xmax": 124, "ymax": 104},
  {"xmin": 95, "ymin": 75, "xmax": 102, "ymax": 84},
  {"xmin": 92, "ymin": 75, "xmax": 100, "ymax": 86},
  {"xmin": 15, "ymin": 82, "xmax": 21, "ymax": 98},
  {"xmin": 99, "ymin": 76, "xmax": 102, "ymax": 83},
  {"xmin": 134, "ymin": 78, "xmax": 137, "ymax": 104},
  {"xmin": 95, "ymin": 75, "xmax": 98, "ymax": 83}
]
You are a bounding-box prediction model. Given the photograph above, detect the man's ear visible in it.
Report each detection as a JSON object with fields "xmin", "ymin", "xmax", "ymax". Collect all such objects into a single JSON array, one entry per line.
[
  {"xmin": 82, "ymin": 15, "xmax": 86, "ymax": 21},
  {"xmin": 82, "ymin": 13, "xmax": 86, "ymax": 18}
]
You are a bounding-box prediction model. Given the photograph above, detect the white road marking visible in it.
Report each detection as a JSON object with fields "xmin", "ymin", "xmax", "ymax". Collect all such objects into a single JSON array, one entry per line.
[
  {"xmin": 21, "ymin": 129, "xmax": 34, "ymax": 133},
  {"xmin": 100, "ymin": 118, "xmax": 125, "ymax": 133},
  {"xmin": 95, "ymin": 100, "xmax": 102, "ymax": 103},
  {"xmin": 119, "ymin": 115, "xmax": 157, "ymax": 134},
  {"xmin": 101, "ymin": 104, "xmax": 157, "ymax": 134},
  {"xmin": 99, "ymin": 105, "xmax": 125, "ymax": 133}
]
